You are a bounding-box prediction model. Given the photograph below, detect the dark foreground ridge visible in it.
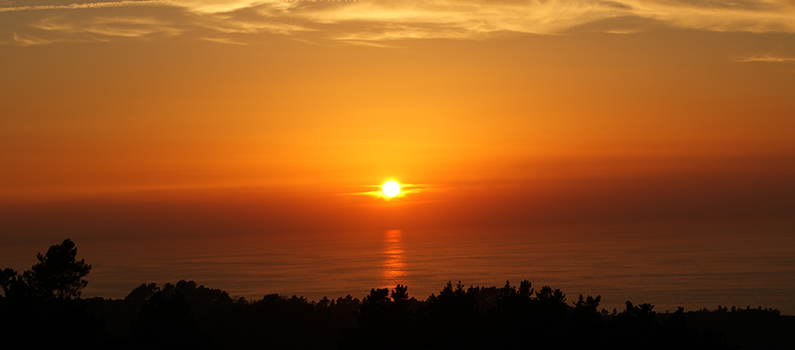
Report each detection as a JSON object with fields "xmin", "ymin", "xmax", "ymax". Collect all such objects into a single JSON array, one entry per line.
[{"xmin": 2, "ymin": 239, "xmax": 793, "ymax": 349}]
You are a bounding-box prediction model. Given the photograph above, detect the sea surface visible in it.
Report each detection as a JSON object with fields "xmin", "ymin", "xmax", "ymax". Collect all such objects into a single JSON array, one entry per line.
[{"xmin": 3, "ymin": 218, "xmax": 794, "ymax": 315}]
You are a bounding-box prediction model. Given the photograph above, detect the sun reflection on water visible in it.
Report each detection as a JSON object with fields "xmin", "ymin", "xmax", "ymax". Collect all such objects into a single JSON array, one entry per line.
[{"xmin": 382, "ymin": 229, "xmax": 406, "ymax": 289}]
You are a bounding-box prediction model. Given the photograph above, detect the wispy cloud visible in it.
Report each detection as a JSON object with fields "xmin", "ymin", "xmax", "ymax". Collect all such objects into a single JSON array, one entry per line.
[
  {"xmin": 200, "ymin": 36, "xmax": 249, "ymax": 44},
  {"xmin": 10, "ymin": 32, "xmax": 59, "ymax": 45},
  {"xmin": 0, "ymin": 0, "xmax": 172, "ymax": 13},
  {"xmin": 601, "ymin": 28, "xmax": 642, "ymax": 34},
  {"xmin": 197, "ymin": 16, "xmax": 311, "ymax": 35},
  {"xmin": 2, "ymin": 0, "xmax": 795, "ymax": 45},
  {"xmin": 732, "ymin": 51, "xmax": 795, "ymax": 63},
  {"xmin": 343, "ymin": 183, "xmax": 426, "ymax": 199},
  {"xmin": 31, "ymin": 16, "xmax": 183, "ymax": 37}
]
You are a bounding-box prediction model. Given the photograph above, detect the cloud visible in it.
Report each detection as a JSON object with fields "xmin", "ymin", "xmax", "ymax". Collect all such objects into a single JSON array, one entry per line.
[
  {"xmin": 31, "ymin": 15, "xmax": 183, "ymax": 37},
  {"xmin": 200, "ymin": 36, "xmax": 249, "ymax": 44},
  {"xmin": 732, "ymin": 51, "xmax": 795, "ymax": 63},
  {"xmin": 1, "ymin": 0, "xmax": 795, "ymax": 45},
  {"xmin": 343, "ymin": 183, "xmax": 427, "ymax": 199},
  {"xmin": 601, "ymin": 28, "xmax": 642, "ymax": 34},
  {"xmin": 0, "ymin": 0, "xmax": 171, "ymax": 13},
  {"xmin": 195, "ymin": 15, "xmax": 311, "ymax": 35},
  {"xmin": 633, "ymin": 0, "xmax": 795, "ymax": 33},
  {"xmin": 10, "ymin": 32, "xmax": 59, "ymax": 45}
]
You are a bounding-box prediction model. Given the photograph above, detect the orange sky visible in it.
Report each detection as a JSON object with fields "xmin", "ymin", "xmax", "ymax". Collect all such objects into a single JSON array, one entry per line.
[{"xmin": 1, "ymin": 0, "xmax": 794, "ymax": 242}]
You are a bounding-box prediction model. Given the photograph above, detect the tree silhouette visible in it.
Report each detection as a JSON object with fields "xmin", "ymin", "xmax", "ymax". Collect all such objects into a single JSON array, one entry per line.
[
  {"xmin": 422, "ymin": 281, "xmax": 484, "ymax": 349},
  {"xmin": 342, "ymin": 285, "xmax": 419, "ymax": 349},
  {"xmin": 0, "ymin": 268, "xmax": 29, "ymax": 299},
  {"xmin": 1, "ymin": 239, "xmax": 91, "ymax": 300},
  {"xmin": 25, "ymin": 239, "xmax": 91, "ymax": 299},
  {"xmin": 0, "ymin": 239, "xmax": 104, "ymax": 349},
  {"xmin": 572, "ymin": 294, "xmax": 602, "ymax": 325},
  {"xmin": 131, "ymin": 289, "xmax": 204, "ymax": 348},
  {"xmin": 125, "ymin": 283, "xmax": 160, "ymax": 304}
]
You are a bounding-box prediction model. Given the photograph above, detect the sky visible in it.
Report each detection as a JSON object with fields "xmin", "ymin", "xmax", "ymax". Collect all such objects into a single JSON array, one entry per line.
[{"xmin": 1, "ymin": 0, "xmax": 795, "ymax": 243}]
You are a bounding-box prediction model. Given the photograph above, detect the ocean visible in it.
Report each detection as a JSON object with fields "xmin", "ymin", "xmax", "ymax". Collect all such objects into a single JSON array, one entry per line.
[{"xmin": 2, "ymin": 218, "xmax": 794, "ymax": 315}]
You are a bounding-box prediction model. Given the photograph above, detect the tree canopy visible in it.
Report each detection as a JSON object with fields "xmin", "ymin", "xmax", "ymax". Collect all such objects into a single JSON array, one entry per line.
[{"xmin": 1, "ymin": 238, "xmax": 91, "ymax": 300}]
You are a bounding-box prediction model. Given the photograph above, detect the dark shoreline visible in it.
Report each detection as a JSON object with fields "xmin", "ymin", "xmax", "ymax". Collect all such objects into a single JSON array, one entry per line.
[{"xmin": 3, "ymin": 279, "xmax": 794, "ymax": 350}]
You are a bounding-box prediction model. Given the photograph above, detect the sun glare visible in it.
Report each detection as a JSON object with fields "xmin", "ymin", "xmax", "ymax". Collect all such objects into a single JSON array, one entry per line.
[{"xmin": 382, "ymin": 181, "xmax": 401, "ymax": 197}]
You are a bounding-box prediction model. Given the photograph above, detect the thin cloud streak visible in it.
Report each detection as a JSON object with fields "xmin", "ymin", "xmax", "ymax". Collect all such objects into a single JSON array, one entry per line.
[
  {"xmin": 200, "ymin": 36, "xmax": 249, "ymax": 44},
  {"xmin": 343, "ymin": 183, "xmax": 427, "ymax": 199},
  {"xmin": 732, "ymin": 52, "xmax": 795, "ymax": 63},
  {"xmin": 9, "ymin": 32, "xmax": 58, "ymax": 45},
  {"xmin": 0, "ymin": 0, "xmax": 172, "ymax": 12},
  {"xmin": 31, "ymin": 16, "xmax": 184, "ymax": 37},
  {"xmin": 0, "ymin": 0, "xmax": 298, "ymax": 14}
]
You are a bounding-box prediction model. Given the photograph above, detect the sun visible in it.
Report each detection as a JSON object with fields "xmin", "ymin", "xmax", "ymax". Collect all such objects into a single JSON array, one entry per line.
[{"xmin": 382, "ymin": 181, "xmax": 401, "ymax": 197}]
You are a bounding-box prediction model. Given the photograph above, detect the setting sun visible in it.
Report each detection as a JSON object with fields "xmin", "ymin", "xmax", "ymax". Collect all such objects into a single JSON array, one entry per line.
[{"xmin": 382, "ymin": 181, "xmax": 401, "ymax": 197}]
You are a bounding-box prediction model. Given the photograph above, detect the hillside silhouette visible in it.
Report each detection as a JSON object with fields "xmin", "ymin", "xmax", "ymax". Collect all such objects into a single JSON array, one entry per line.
[{"xmin": 2, "ymin": 239, "xmax": 793, "ymax": 349}]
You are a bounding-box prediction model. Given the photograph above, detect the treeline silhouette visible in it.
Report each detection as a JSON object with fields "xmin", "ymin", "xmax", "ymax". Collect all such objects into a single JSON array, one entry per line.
[{"xmin": 2, "ymin": 239, "xmax": 794, "ymax": 349}]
